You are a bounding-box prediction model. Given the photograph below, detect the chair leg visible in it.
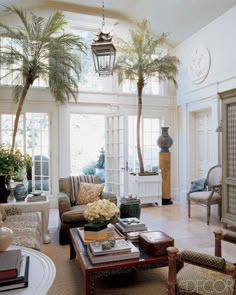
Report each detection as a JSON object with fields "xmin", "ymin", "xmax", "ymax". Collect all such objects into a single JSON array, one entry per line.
[
  {"xmin": 188, "ymin": 199, "xmax": 191, "ymax": 218},
  {"xmin": 218, "ymin": 203, "xmax": 222, "ymax": 220},
  {"xmin": 207, "ymin": 205, "xmax": 210, "ymax": 225}
]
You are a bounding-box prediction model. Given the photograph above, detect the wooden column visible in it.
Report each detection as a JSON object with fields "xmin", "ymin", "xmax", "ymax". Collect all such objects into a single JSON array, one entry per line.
[{"xmin": 159, "ymin": 151, "xmax": 172, "ymax": 205}]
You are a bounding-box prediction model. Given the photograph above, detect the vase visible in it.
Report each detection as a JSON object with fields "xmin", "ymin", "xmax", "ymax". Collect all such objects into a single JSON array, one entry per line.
[
  {"xmin": 157, "ymin": 127, "xmax": 173, "ymax": 152},
  {"xmin": 14, "ymin": 183, "xmax": 28, "ymax": 201},
  {"xmin": 0, "ymin": 175, "xmax": 11, "ymax": 203},
  {"xmin": 0, "ymin": 213, "xmax": 13, "ymax": 251}
]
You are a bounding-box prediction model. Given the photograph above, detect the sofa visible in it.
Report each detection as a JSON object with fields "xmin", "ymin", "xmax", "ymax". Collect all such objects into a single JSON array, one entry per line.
[
  {"xmin": 58, "ymin": 175, "xmax": 117, "ymax": 245},
  {"xmin": 0, "ymin": 205, "xmax": 42, "ymax": 251}
]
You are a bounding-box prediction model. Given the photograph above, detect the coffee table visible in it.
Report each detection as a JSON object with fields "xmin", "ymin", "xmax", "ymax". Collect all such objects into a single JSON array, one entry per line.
[{"xmin": 70, "ymin": 228, "xmax": 172, "ymax": 295}]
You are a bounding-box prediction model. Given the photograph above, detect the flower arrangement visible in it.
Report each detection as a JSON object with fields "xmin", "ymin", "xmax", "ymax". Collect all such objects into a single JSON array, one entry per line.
[
  {"xmin": 0, "ymin": 145, "xmax": 29, "ymax": 177},
  {"xmin": 84, "ymin": 199, "xmax": 120, "ymax": 224}
]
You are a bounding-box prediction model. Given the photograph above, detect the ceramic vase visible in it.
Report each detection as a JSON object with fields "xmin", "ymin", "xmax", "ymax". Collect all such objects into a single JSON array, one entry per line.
[
  {"xmin": 0, "ymin": 175, "xmax": 11, "ymax": 203},
  {"xmin": 0, "ymin": 213, "xmax": 13, "ymax": 251},
  {"xmin": 157, "ymin": 127, "xmax": 173, "ymax": 152}
]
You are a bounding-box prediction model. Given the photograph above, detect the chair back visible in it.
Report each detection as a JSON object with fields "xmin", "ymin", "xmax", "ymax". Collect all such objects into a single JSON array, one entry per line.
[{"xmin": 207, "ymin": 165, "xmax": 222, "ymax": 189}]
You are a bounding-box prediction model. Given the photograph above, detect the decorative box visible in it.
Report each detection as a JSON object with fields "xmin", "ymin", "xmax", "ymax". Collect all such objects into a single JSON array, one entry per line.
[
  {"xmin": 139, "ymin": 231, "xmax": 174, "ymax": 256},
  {"xmin": 84, "ymin": 223, "xmax": 108, "ymax": 241}
]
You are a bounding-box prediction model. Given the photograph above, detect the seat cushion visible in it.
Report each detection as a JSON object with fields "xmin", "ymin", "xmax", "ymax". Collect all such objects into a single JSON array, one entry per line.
[
  {"xmin": 177, "ymin": 264, "xmax": 234, "ymax": 295},
  {"xmin": 62, "ymin": 205, "xmax": 87, "ymax": 223},
  {"xmin": 4, "ymin": 213, "xmax": 42, "ymax": 251},
  {"xmin": 77, "ymin": 183, "xmax": 103, "ymax": 205},
  {"xmin": 189, "ymin": 191, "xmax": 221, "ymax": 202}
]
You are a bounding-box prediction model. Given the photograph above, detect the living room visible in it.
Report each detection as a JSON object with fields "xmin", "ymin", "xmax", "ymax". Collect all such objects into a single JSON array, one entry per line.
[{"xmin": 0, "ymin": 1, "xmax": 236, "ymax": 294}]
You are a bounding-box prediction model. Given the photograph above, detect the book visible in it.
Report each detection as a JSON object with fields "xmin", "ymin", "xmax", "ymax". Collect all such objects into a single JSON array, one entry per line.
[
  {"xmin": 120, "ymin": 196, "xmax": 140, "ymax": 205},
  {"xmin": 0, "ymin": 255, "xmax": 29, "ymax": 291},
  {"xmin": 77, "ymin": 226, "xmax": 125, "ymax": 245},
  {"xmin": 115, "ymin": 221, "xmax": 147, "ymax": 233},
  {"xmin": 0, "ymin": 249, "xmax": 22, "ymax": 280},
  {"xmin": 119, "ymin": 217, "xmax": 144, "ymax": 228},
  {"xmin": 87, "ymin": 240, "xmax": 140, "ymax": 264},
  {"xmin": 89, "ymin": 238, "xmax": 131, "ymax": 256}
]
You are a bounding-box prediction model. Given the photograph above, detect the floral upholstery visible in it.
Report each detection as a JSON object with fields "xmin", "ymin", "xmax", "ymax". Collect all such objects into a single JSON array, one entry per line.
[
  {"xmin": 3, "ymin": 212, "xmax": 42, "ymax": 251},
  {"xmin": 77, "ymin": 183, "xmax": 103, "ymax": 205}
]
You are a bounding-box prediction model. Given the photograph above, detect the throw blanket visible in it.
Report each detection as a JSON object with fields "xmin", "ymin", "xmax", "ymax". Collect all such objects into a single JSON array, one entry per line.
[
  {"xmin": 189, "ymin": 178, "xmax": 207, "ymax": 193},
  {"xmin": 69, "ymin": 175, "xmax": 95, "ymax": 205}
]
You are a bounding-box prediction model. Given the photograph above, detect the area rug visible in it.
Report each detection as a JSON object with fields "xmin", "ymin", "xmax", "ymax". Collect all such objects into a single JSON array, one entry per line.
[{"xmin": 42, "ymin": 227, "xmax": 169, "ymax": 295}]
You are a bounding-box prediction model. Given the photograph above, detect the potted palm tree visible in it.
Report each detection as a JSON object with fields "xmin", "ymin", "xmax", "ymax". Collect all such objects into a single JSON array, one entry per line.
[
  {"xmin": 0, "ymin": 5, "xmax": 86, "ymax": 153},
  {"xmin": 114, "ymin": 19, "xmax": 179, "ymax": 174},
  {"xmin": 114, "ymin": 19, "xmax": 179, "ymax": 203}
]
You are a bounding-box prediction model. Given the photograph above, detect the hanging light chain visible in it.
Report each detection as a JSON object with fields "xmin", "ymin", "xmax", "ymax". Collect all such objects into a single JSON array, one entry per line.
[{"xmin": 102, "ymin": 0, "xmax": 105, "ymax": 30}]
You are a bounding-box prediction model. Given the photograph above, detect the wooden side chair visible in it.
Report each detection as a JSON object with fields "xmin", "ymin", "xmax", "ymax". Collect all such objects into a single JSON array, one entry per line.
[
  {"xmin": 167, "ymin": 230, "xmax": 236, "ymax": 295},
  {"xmin": 187, "ymin": 165, "xmax": 222, "ymax": 224}
]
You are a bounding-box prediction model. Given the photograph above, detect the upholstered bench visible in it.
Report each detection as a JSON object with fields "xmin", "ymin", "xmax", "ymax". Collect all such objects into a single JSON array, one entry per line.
[
  {"xmin": 58, "ymin": 175, "xmax": 117, "ymax": 245},
  {"xmin": 0, "ymin": 205, "xmax": 42, "ymax": 251}
]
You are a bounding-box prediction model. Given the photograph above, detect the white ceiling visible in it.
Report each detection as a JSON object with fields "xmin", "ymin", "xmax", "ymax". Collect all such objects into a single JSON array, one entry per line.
[{"xmin": 0, "ymin": 0, "xmax": 236, "ymax": 45}]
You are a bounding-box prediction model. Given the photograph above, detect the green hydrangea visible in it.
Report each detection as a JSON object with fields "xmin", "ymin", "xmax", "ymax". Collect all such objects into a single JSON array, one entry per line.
[{"xmin": 0, "ymin": 145, "xmax": 29, "ymax": 177}]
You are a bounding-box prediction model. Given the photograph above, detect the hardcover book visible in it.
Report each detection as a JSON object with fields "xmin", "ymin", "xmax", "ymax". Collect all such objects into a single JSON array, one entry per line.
[
  {"xmin": 89, "ymin": 238, "xmax": 131, "ymax": 256},
  {"xmin": 87, "ymin": 240, "xmax": 140, "ymax": 264},
  {"xmin": 0, "ymin": 249, "xmax": 22, "ymax": 280},
  {"xmin": 0, "ymin": 255, "xmax": 29, "ymax": 291}
]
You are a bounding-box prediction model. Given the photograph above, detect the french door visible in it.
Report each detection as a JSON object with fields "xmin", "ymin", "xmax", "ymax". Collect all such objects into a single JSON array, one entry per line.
[{"xmin": 105, "ymin": 114, "xmax": 128, "ymax": 200}]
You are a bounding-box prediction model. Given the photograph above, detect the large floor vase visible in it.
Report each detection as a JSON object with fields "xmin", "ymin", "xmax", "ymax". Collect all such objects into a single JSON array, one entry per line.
[{"xmin": 0, "ymin": 175, "xmax": 10, "ymax": 203}]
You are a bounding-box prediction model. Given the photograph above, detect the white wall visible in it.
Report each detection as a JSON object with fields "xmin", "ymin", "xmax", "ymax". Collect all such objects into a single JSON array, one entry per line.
[{"xmin": 175, "ymin": 5, "xmax": 236, "ymax": 201}]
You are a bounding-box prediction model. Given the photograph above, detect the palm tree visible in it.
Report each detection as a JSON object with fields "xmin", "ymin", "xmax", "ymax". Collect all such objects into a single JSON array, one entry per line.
[
  {"xmin": 0, "ymin": 5, "xmax": 86, "ymax": 152},
  {"xmin": 114, "ymin": 19, "xmax": 179, "ymax": 174}
]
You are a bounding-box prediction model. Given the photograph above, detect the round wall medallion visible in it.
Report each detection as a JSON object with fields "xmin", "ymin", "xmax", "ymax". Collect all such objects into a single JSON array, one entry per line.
[{"xmin": 189, "ymin": 47, "xmax": 211, "ymax": 84}]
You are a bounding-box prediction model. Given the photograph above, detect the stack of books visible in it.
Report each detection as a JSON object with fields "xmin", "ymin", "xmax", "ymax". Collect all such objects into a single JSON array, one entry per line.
[
  {"xmin": 27, "ymin": 191, "xmax": 47, "ymax": 202},
  {"xmin": 0, "ymin": 249, "xmax": 30, "ymax": 291},
  {"xmin": 115, "ymin": 217, "xmax": 147, "ymax": 234},
  {"xmin": 87, "ymin": 238, "xmax": 140, "ymax": 264},
  {"xmin": 120, "ymin": 196, "xmax": 140, "ymax": 205}
]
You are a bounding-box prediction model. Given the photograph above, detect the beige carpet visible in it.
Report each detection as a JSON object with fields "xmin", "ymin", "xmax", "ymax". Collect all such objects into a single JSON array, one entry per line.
[{"xmin": 42, "ymin": 227, "xmax": 169, "ymax": 295}]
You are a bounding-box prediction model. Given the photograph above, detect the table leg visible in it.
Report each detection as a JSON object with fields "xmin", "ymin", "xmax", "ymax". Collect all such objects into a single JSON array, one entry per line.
[
  {"xmin": 85, "ymin": 271, "xmax": 95, "ymax": 295},
  {"xmin": 70, "ymin": 241, "xmax": 76, "ymax": 259},
  {"xmin": 41, "ymin": 206, "xmax": 51, "ymax": 243}
]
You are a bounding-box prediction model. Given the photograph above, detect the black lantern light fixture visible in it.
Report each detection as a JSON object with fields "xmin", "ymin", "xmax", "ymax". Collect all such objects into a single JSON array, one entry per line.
[{"xmin": 91, "ymin": 0, "xmax": 116, "ymax": 76}]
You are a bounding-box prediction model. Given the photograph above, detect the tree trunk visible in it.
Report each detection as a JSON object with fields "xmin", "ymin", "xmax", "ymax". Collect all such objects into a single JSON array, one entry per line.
[
  {"xmin": 11, "ymin": 80, "xmax": 31, "ymax": 153},
  {"xmin": 137, "ymin": 78, "xmax": 144, "ymax": 174}
]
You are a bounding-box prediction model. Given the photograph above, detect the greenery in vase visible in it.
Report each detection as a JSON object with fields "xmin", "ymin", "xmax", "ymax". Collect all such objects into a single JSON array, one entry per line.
[
  {"xmin": 0, "ymin": 145, "xmax": 29, "ymax": 177},
  {"xmin": 114, "ymin": 19, "xmax": 179, "ymax": 174},
  {"xmin": 84, "ymin": 199, "xmax": 120, "ymax": 224}
]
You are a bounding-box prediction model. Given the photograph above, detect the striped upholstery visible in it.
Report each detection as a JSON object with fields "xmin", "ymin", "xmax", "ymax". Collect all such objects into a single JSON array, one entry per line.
[{"xmin": 59, "ymin": 176, "xmax": 100, "ymax": 205}]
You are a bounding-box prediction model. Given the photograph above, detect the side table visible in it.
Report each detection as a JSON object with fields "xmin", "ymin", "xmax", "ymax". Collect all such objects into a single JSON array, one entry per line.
[
  {"xmin": 1, "ymin": 246, "xmax": 56, "ymax": 295},
  {"xmin": 120, "ymin": 198, "xmax": 141, "ymax": 218},
  {"xmin": 3, "ymin": 196, "xmax": 51, "ymax": 243}
]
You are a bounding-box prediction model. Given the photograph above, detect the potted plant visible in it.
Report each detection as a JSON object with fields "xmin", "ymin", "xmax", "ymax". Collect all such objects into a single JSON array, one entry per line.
[
  {"xmin": 114, "ymin": 19, "xmax": 179, "ymax": 204},
  {"xmin": 95, "ymin": 148, "xmax": 105, "ymax": 183},
  {"xmin": 0, "ymin": 5, "xmax": 86, "ymax": 153},
  {"xmin": 0, "ymin": 145, "xmax": 28, "ymax": 203},
  {"xmin": 114, "ymin": 19, "xmax": 179, "ymax": 175}
]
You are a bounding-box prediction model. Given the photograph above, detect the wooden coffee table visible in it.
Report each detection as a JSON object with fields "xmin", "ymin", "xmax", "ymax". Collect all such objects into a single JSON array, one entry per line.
[{"xmin": 70, "ymin": 228, "xmax": 172, "ymax": 295}]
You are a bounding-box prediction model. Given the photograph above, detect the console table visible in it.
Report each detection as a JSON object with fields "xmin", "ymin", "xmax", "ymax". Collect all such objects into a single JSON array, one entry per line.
[
  {"xmin": 3, "ymin": 196, "xmax": 51, "ymax": 243},
  {"xmin": 2, "ymin": 246, "xmax": 56, "ymax": 295}
]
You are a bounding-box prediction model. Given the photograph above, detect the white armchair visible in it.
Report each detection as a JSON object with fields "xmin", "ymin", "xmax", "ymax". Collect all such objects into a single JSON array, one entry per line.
[{"xmin": 187, "ymin": 165, "xmax": 222, "ymax": 225}]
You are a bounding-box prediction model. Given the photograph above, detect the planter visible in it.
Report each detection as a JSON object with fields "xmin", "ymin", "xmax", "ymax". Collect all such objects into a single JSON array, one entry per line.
[
  {"xmin": 0, "ymin": 175, "xmax": 10, "ymax": 203},
  {"xmin": 128, "ymin": 173, "xmax": 162, "ymax": 206}
]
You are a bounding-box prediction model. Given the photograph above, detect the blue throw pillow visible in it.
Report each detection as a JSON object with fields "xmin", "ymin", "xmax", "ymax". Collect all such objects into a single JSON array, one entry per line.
[{"xmin": 189, "ymin": 178, "xmax": 207, "ymax": 193}]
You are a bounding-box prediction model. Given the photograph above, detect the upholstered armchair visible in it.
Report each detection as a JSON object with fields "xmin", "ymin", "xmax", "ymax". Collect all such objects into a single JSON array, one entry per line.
[
  {"xmin": 167, "ymin": 230, "xmax": 236, "ymax": 295},
  {"xmin": 187, "ymin": 165, "xmax": 222, "ymax": 224},
  {"xmin": 57, "ymin": 175, "xmax": 117, "ymax": 245}
]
